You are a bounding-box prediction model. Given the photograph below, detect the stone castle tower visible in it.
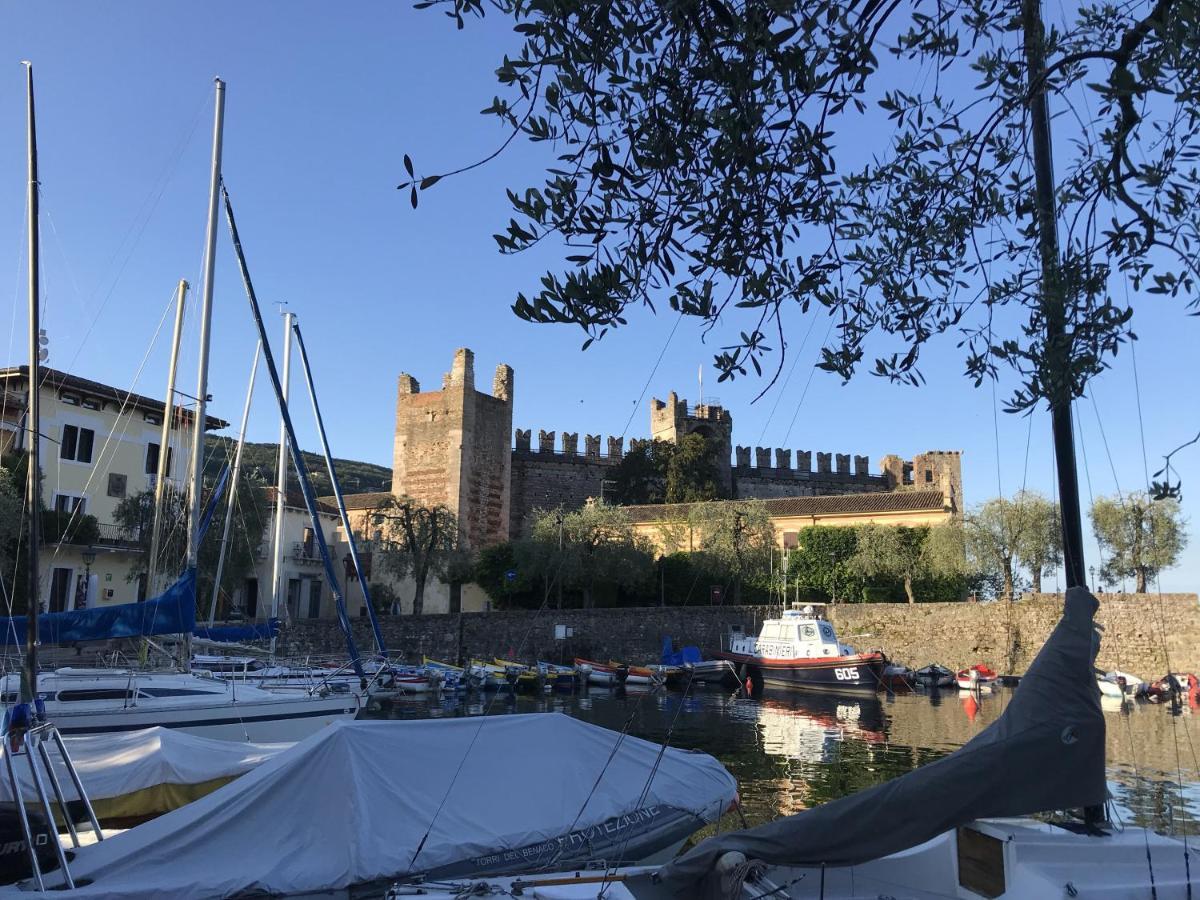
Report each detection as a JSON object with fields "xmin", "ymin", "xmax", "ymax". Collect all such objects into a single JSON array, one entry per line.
[
  {"xmin": 649, "ymin": 392, "xmax": 734, "ymax": 495},
  {"xmin": 387, "ymin": 350, "xmax": 962, "ymax": 543},
  {"xmin": 391, "ymin": 348, "xmax": 513, "ymax": 549}
]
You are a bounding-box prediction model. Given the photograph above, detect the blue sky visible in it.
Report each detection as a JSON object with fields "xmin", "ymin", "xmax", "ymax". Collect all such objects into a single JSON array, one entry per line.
[{"xmin": 1, "ymin": 2, "xmax": 1196, "ymax": 591}]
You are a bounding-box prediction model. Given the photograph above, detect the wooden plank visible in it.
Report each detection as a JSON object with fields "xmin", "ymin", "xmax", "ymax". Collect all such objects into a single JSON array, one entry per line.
[{"xmin": 957, "ymin": 826, "xmax": 1006, "ymax": 898}]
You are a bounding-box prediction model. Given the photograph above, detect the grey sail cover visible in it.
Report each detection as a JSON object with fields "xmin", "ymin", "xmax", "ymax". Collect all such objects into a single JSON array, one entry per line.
[{"xmin": 660, "ymin": 586, "xmax": 1106, "ymax": 897}]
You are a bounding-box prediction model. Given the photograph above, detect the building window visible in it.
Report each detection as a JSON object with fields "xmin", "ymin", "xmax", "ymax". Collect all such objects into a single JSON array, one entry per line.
[
  {"xmin": 54, "ymin": 494, "xmax": 86, "ymax": 515},
  {"xmin": 145, "ymin": 442, "xmax": 173, "ymax": 476},
  {"xmin": 925, "ymin": 469, "xmax": 933, "ymax": 483},
  {"xmin": 60, "ymin": 393, "xmax": 79, "ymax": 406},
  {"xmin": 81, "ymin": 397, "xmax": 101, "ymax": 411},
  {"xmin": 60, "ymin": 424, "xmax": 95, "ymax": 463},
  {"xmin": 307, "ymin": 580, "xmax": 323, "ymax": 619},
  {"xmin": 144, "ymin": 412, "xmax": 162, "ymax": 426},
  {"xmin": 107, "ymin": 473, "xmax": 127, "ymax": 498}
]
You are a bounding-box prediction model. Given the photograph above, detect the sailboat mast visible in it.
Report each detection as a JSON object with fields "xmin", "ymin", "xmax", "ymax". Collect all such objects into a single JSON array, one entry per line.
[
  {"xmin": 185, "ymin": 78, "xmax": 225, "ymax": 568},
  {"xmin": 21, "ymin": 61, "xmax": 41, "ymax": 705},
  {"xmin": 269, "ymin": 311, "xmax": 293, "ymax": 655},
  {"xmin": 149, "ymin": 278, "xmax": 188, "ymax": 596},
  {"xmin": 1022, "ymin": 0, "xmax": 1087, "ymax": 589}
]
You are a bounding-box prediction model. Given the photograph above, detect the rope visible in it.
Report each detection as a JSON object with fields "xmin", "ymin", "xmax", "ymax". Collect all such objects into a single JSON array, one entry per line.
[{"xmin": 619, "ymin": 313, "xmax": 681, "ymax": 440}]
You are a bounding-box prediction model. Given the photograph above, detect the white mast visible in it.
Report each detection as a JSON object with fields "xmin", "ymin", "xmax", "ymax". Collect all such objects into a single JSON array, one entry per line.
[
  {"xmin": 148, "ymin": 278, "xmax": 187, "ymax": 596},
  {"xmin": 207, "ymin": 342, "xmax": 259, "ymax": 626},
  {"xmin": 185, "ymin": 78, "xmax": 225, "ymax": 566},
  {"xmin": 182, "ymin": 78, "xmax": 224, "ymax": 669},
  {"xmin": 269, "ymin": 310, "xmax": 294, "ymax": 654}
]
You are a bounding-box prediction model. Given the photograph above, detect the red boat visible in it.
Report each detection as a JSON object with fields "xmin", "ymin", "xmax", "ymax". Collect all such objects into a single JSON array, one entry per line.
[{"xmin": 956, "ymin": 664, "xmax": 998, "ymax": 691}]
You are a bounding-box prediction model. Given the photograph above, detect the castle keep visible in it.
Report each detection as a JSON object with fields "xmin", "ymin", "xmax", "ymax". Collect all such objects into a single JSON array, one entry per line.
[{"xmin": 390, "ymin": 350, "xmax": 962, "ymax": 546}]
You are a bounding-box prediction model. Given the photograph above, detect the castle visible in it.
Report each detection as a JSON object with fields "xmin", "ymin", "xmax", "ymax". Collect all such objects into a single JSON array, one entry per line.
[{"xmin": 387, "ymin": 349, "xmax": 963, "ymax": 549}]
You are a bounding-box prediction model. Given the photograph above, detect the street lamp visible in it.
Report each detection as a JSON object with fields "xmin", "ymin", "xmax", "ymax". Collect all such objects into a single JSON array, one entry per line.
[
  {"xmin": 80, "ymin": 545, "xmax": 96, "ymax": 609},
  {"xmin": 1089, "ymin": 565, "xmax": 1096, "ymax": 592}
]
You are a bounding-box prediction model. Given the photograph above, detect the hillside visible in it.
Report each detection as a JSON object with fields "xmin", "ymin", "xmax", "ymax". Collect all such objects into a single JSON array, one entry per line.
[{"xmin": 204, "ymin": 437, "xmax": 392, "ymax": 495}]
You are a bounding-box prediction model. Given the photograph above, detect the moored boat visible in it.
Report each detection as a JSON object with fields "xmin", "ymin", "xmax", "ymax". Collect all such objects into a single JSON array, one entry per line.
[
  {"xmin": 1096, "ymin": 670, "xmax": 1142, "ymax": 698},
  {"xmin": 575, "ymin": 657, "xmax": 629, "ymax": 686},
  {"xmin": 956, "ymin": 664, "xmax": 999, "ymax": 691},
  {"xmin": 714, "ymin": 605, "xmax": 885, "ymax": 693},
  {"xmin": 685, "ymin": 658, "xmax": 742, "ymax": 688},
  {"xmin": 914, "ymin": 663, "xmax": 955, "ymax": 688}
]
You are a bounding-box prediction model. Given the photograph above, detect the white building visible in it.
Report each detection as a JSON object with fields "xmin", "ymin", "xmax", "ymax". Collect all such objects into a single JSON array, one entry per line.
[{"xmin": 0, "ymin": 366, "xmax": 227, "ymax": 611}]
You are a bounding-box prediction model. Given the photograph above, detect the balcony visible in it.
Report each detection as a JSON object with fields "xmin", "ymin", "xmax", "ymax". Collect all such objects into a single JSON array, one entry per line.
[
  {"xmin": 95, "ymin": 522, "xmax": 144, "ymax": 551},
  {"xmin": 290, "ymin": 542, "xmax": 323, "ymax": 566}
]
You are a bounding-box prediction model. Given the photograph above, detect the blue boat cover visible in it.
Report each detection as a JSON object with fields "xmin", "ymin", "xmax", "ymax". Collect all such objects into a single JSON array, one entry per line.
[
  {"xmin": 0, "ymin": 569, "xmax": 197, "ymax": 647},
  {"xmin": 194, "ymin": 619, "xmax": 279, "ymax": 643},
  {"xmin": 661, "ymin": 636, "xmax": 702, "ymax": 666}
]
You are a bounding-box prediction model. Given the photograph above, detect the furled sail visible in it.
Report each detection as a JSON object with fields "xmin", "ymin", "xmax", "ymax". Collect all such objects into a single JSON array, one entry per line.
[
  {"xmin": 659, "ymin": 586, "xmax": 1106, "ymax": 898},
  {"xmin": 0, "ymin": 569, "xmax": 197, "ymax": 647}
]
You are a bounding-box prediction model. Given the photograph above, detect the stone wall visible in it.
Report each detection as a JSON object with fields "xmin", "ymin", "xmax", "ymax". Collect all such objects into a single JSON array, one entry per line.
[
  {"xmin": 509, "ymin": 449, "xmax": 620, "ymax": 538},
  {"xmin": 276, "ymin": 592, "xmax": 1200, "ymax": 679}
]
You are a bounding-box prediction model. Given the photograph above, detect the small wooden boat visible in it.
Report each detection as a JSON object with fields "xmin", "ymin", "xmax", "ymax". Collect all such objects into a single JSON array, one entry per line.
[
  {"xmin": 684, "ymin": 659, "xmax": 741, "ymax": 687},
  {"xmin": 956, "ymin": 664, "xmax": 999, "ymax": 691},
  {"xmin": 611, "ymin": 661, "xmax": 660, "ymax": 687},
  {"xmin": 575, "ymin": 658, "xmax": 629, "ymax": 686},
  {"xmin": 492, "ymin": 659, "xmax": 545, "ymax": 690},
  {"xmin": 647, "ymin": 664, "xmax": 686, "ymax": 688},
  {"xmin": 1096, "ymin": 670, "xmax": 1143, "ymax": 698},
  {"xmin": 914, "ymin": 664, "xmax": 955, "ymax": 688},
  {"xmin": 538, "ymin": 661, "xmax": 588, "ymax": 688},
  {"xmin": 881, "ymin": 664, "xmax": 915, "ymax": 691}
]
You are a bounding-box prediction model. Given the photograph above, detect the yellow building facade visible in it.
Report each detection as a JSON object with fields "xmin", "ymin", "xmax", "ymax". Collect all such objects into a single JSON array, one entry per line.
[{"xmin": 1, "ymin": 366, "xmax": 226, "ymax": 611}]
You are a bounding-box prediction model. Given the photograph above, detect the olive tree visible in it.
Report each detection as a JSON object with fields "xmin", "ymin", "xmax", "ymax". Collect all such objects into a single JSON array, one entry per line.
[
  {"xmin": 368, "ymin": 496, "xmax": 460, "ymax": 615},
  {"xmin": 530, "ymin": 502, "xmax": 654, "ymax": 608},
  {"xmin": 687, "ymin": 500, "xmax": 775, "ymax": 604},
  {"xmin": 1091, "ymin": 492, "xmax": 1187, "ymax": 592},
  {"xmin": 401, "ymin": 0, "xmax": 1199, "ymax": 441}
]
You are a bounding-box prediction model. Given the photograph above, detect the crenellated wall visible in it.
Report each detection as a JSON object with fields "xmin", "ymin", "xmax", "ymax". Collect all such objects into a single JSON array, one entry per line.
[
  {"xmin": 733, "ymin": 444, "xmax": 891, "ymax": 499},
  {"xmin": 509, "ymin": 429, "xmax": 625, "ymax": 536}
]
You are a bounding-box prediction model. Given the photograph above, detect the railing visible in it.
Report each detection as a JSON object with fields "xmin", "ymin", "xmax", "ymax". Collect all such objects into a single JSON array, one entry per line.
[
  {"xmin": 290, "ymin": 542, "xmax": 322, "ymax": 565},
  {"xmin": 95, "ymin": 522, "xmax": 144, "ymax": 550}
]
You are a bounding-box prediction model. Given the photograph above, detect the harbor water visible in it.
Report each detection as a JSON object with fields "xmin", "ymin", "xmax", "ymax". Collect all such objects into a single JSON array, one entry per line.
[{"xmin": 365, "ymin": 684, "xmax": 1200, "ymax": 836}]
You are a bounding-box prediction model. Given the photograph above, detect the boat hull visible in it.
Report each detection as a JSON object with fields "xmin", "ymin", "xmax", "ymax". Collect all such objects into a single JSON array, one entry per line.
[
  {"xmin": 715, "ymin": 651, "xmax": 885, "ymax": 693},
  {"xmin": 41, "ymin": 695, "xmax": 360, "ymax": 742}
]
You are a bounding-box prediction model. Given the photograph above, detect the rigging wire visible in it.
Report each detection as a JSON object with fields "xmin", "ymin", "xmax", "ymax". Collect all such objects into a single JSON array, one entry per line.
[
  {"xmin": 619, "ymin": 313, "xmax": 682, "ymax": 440},
  {"xmin": 780, "ymin": 316, "xmax": 837, "ymax": 448},
  {"xmin": 757, "ymin": 311, "xmax": 819, "ymax": 446}
]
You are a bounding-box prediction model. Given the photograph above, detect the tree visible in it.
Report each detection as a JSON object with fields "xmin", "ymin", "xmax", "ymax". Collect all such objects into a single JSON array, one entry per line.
[
  {"xmin": 687, "ymin": 501, "xmax": 775, "ymax": 604},
  {"xmin": 112, "ymin": 472, "xmax": 269, "ymax": 616},
  {"xmin": 1091, "ymin": 492, "xmax": 1188, "ymax": 592},
  {"xmin": 0, "ymin": 465, "xmax": 22, "ymax": 607},
  {"xmin": 530, "ymin": 502, "xmax": 654, "ymax": 608},
  {"xmin": 368, "ymin": 496, "xmax": 459, "ymax": 615},
  {"xmin": 963, "ymin": 498, "xmax": 1025, "ymax": 601},
  {"xmin": 1011, "ymin": 491, "xmax": 1062, "ymax": 593},
  {"xmin": 403, "ymin": 1, "xmax": 1198, "ymax": 426},
  {"xmin": 609, "ymin": 435, "xmax": 724, "ymax": 506},
  {"xmin": 664, "ymin": 433, "xmax": 724, "ymax": 503},
  {"xmin": 847, "ymin": 525, "xmax": 961, "ymax": 605},
  {"xmin": 609, "ymin": 440, "xmax": 672, "ymax": 506},
  {"xmin": 786, "ymin": 526, "xmax": 860, "ymax": 604}
]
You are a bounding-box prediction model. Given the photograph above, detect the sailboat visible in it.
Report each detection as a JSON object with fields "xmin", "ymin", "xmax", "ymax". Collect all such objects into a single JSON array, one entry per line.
[{"xmin": 2, "ymin": 75, "xmax": 359, "ymax": 742}]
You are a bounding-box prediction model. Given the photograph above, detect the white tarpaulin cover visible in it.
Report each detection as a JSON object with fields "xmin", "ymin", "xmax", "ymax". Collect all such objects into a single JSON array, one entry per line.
[
  {"xmin": 0, "ymin": 728, "xmax": 288, "ymax": 818},
  {"xmin": 22, "ymin": 713, "xmax": 736, "ymax": 898}
]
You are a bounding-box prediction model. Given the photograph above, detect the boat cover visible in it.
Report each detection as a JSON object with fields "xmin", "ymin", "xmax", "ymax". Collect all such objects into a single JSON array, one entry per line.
[
  {"xmin": 660, "ymin": 586, "xmax": 1107, "ymax": 898},
  {"xmin": 0, "ymin": 727, "xmax": 287, "ymax": 821},
  {"xmin": 23, "ymin": 713, "xmax": 736, "ymax": 898},
  {"xmin": 0, "ymin": 569, "xmax": 196, "ymax": 647},
  {"xmin": 192, "ymin": 617, "xmax": 280, "ymax": 643}
]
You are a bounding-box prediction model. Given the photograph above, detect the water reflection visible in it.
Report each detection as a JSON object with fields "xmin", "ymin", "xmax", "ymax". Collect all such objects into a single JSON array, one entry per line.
[{"xmin": 365, "ymin": 683, "xmax": 1200, "ymax": 834}]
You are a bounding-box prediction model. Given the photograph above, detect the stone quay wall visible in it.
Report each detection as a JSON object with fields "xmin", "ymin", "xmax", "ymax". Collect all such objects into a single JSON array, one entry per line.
[{"xmin": 277, "ymin": 592, "xmax": 1199, "ymax": 679}]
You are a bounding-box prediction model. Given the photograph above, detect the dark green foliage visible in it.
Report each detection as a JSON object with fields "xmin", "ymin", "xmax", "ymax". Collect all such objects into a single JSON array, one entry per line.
[
  {"xmin": 786, "ymin": 526, "xmax": 861, "ymax": 603},
  {"xmin": 610, "ymin": 435, "xmax": 725, "ymax": 506},
  {"xmin": 41, "ymin": 509, "xmax": 100, "ymax": 547},
  {"xmin": 111, "ymin": 472, "xmax": 269, "ymax": 616},
  {"xmin": 205, "ymin": 437, "xmax": 391, "ymax": 496},
  {"xmin": 405, "ymin": 0, "xmax": 1199, "ymax": 417}
]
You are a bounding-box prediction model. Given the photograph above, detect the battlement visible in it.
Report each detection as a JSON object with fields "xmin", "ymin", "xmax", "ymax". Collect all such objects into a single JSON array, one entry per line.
[
  {"xmin": 395, "ymin": 348, "xmax": 514, "ymax": 404},
  {"xmin": 514, "ymin": 429, "xmax": 626, "ymax": 461},
  {"xmin": 734, "ymin": 445, "xmax": 873, "ymax": 478}
]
